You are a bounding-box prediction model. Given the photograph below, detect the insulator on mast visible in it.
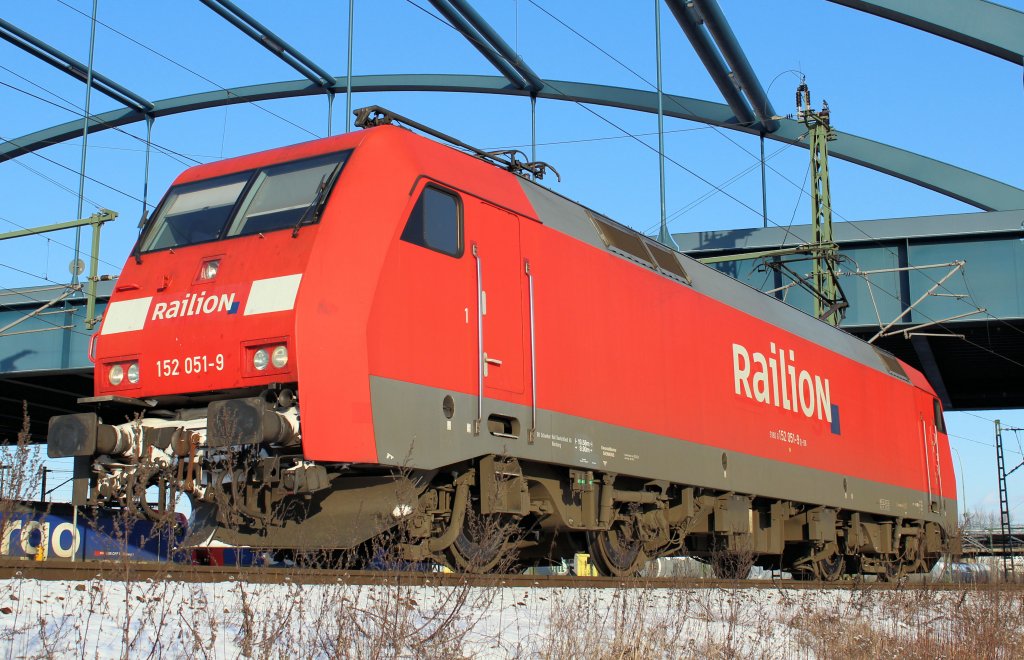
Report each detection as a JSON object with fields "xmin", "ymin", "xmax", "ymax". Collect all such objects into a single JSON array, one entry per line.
[{"xmin": 796, "ymin": 80, "xmax": 810, "ymax": 122}]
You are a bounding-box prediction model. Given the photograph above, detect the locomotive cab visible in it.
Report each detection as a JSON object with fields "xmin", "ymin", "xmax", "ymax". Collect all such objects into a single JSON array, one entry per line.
[{"xmin": 47, "ymin": 135, "xmax": 360, "ymax": 525}]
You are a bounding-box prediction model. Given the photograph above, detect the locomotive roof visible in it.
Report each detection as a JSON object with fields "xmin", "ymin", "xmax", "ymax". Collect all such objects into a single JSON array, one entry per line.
[
  {"xmin": 161, "ymin": 121, "xmax": 929, "ymax": 394},
  {"xmin": 513, "ymin": 175, "xmax": 928, "ymax": 391}
]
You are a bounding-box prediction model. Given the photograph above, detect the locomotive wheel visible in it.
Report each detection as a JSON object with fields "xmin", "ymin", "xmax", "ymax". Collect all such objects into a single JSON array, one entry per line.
[
  {"xmin": 879, "ymin": 536, "xmax": 920, "ymax": 582},
  {"xmin": 445, "ymin": 509, "xmax": 519, "ymax": 573},
  {"xmin": 879, "ymin": 556, "xmax": 906, "ymax": 582},
  {"xmin": 790, "ymin": 542, "xmax": 844, "ymax": 581},
  {"xmin": 586, "ymin": 519, "xmax": 646, "ymax": 577},
  {"xmin": 814, "ymin": 552, "xmax": 846, "ymax": 582},
  {"xmin": 810, "ymin": 542, "xmax": 845, "ymax": 581},
  {"xmin": 878, "ymin": 550, "xmax": 913, "ymax": 582}
]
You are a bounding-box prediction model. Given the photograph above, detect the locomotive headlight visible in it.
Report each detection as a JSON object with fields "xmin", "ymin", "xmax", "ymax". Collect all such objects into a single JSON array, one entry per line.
[
  {"xmin": 253, "ymin": 348, "xmax": 270, "ymax": 371},
  {"xmin": 200, "ymin": 258, "xmax": 220, "ymax": 281},
  {"xmin": 126, "ymin": 361, "xmax": 140, "ymax": 384},
  {"xmin": 271, "ymin": 345, "xmax": 288, "ymax": 368},
  {"xmin": 109, "ymin": 364, "xmax": 124, "ymax": 386}
]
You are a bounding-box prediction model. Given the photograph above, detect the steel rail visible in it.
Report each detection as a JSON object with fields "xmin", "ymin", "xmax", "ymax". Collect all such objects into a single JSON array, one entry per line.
[
  {"xmin": 2, "ymin": 559, "xmax": 1018, "ymax": 590},
  {"xmin": 1, "ymin": 75, "xmax": 1022, "ymax": 211}
]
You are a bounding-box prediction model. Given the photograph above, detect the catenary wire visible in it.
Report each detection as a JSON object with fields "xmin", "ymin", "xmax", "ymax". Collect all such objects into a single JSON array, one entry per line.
[
  {"xmin": 528, "ymin": 0, "xmax": 809, "ymax": 228},
  {"xmin": 0, "ymin": 270, "xmax": 96, "ymax": 340},
  {"xmin": 526, "ymin": 0, "xmax": 1023, "ymax": 350},
  {"xmin": 0, "ymin": 70, "xmax": 198, "ymax": 167},
  {"xmin": 406, "ymin": 0, "xmax": 1024, "ymax": 374},
  {"xmin": 0, "ymin": 133, "xmax": 145, "ymax": 205},
  {"xmin": 52, "ymin": 0, "xmax": 320, "ymax": 141},
  {"xmin": 2, "ymin": 156, "xmax": 105, "ymax": 209},
  {"xmin": 949, "ymin": 432, "xmax": 1023, "ymax": 456},
  {"xmin": 493, "ymin": 124, "xmax": 714, "ymax": 150},
  {"xmin": 8, "ymin": 3, "xmax": 1018, "ymax": 381}
]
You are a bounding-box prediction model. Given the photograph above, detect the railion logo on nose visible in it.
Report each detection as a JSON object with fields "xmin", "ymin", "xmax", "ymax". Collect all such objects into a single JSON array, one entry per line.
[{"xmin": 150, "ymin": 291, "xmax": 239, "ymax": 320}]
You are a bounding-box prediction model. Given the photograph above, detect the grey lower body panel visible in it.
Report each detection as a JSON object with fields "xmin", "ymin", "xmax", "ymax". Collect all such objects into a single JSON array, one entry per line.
[{"xmin": 369, "ymin": 376, "xmax": 956, "ymax": 530}]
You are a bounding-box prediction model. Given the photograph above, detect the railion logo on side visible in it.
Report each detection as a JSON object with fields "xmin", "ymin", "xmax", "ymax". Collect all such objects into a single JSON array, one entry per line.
[
  {"xmin": 732, "ymin": 342, "xmax": 839, "ymax": 431},
  {"xmin": 150, "ymin": 291, "xmax": 240, "ymax": 321}
]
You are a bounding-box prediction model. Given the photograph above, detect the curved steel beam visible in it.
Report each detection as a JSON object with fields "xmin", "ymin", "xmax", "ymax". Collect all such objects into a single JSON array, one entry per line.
[
  {"xmin": 199, "ymin": 0, "xmax": 337, "ymax": 88},
  {"xmin": 826, "ymin": 0, "xmax": 1024, "ymax": 64},
  {"xmin": 0, "ymin": 18, "xmax": 153, "ymax": 113},
  {"xmin": 2, "ymin": 74, "xmax": 1022, "ymax": 211},
  {"xmin": 426, "ymin": 1, "xmax": 530, "ymax": 89},
  {"xmin": 689, "ymin": 0, "xmax": 778, "ymax": 131},
  {"xmin": 446, "ymin": 0, "xmax": 544, "ymax": 92},
  {"xmin": 665, "ymin": 0, "xmax": 756, "ymax": 126}
]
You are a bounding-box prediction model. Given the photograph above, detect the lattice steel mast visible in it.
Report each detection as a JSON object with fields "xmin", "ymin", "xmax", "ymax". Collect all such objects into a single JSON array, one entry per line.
[
  {"xmin": 698, "ymin": 80, "xmax": 847, "ymax": 326},
  {"xmin": 995, "ymin": 420, "xmax": 1024, "ymax": 579},
  {"xmin": 797, "ymin": 81, "xmax": 844, "ymax": 326}
]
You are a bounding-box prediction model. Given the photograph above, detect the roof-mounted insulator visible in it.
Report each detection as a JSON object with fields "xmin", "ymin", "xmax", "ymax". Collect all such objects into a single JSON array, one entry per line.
[
  {"xmin": 485, "ymin": 150, "xmax": 561, "ymax": 182},
  {"xmin": 353, "ymin": 106, "xmax": 394, "ymax": 128},
  {"xmin": 353, "ymin": 105, "xmax": 561, "ymax": 182}
]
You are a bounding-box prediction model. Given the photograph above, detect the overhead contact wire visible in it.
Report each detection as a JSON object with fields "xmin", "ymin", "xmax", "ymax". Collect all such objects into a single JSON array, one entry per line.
[
  {"xmin": 0, "ymin": 77, "xmax": 196, "ymax": 167},
  {"xmin": 52, "ymin": 0, "xmax": 320, "ymax": 141},
  {"xmin": 0, "ymin": 133, "xmax": 145, "ymax": 205},
  {"xmin": 410, "ymin": 0, "xmax": 1022, "ymax": 374},
  {"xmin": 528, "ymin": 0, "xmax": 1019, "ymax": 352}
]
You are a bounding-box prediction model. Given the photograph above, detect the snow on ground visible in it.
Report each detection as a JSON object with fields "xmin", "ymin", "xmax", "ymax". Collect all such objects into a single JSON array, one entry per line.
[{"xmin": 1, "ymin": 574, "xmax": 1021, "ymax": 658}]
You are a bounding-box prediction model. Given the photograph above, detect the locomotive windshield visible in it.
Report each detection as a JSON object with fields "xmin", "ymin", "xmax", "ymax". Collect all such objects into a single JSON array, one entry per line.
[{"xmin": 140, "ymin": 150, "xmax": 350, "ymax": 252}]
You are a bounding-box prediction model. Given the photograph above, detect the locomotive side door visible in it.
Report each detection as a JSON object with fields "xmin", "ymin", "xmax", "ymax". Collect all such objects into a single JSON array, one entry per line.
[
  {"xmin": 463, "ymin": 196, "xmax": 525, "ymax": 398},
  {"xmin": 916, "ymin": 391, "xmax": 942, "ymax": 514}
]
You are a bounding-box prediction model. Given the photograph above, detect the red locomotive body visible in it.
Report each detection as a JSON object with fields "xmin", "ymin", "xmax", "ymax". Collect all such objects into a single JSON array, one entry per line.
[{"xmin": 48, "ymin": 109, "xmax": 956, "ymax": 578}]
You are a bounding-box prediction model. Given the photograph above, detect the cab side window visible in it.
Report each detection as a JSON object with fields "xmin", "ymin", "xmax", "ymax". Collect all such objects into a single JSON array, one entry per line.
[
  {"xmin": 933, "ymin": 398, "xmax": 947, "ymax": 434},
  {"xmin": 401, "ymin": 185, "xmax": 462, "ymax": 257}
]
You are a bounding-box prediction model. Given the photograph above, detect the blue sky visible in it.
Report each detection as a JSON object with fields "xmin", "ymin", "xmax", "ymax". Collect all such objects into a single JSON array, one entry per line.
[{"xmin": 1, "ymin": 0, "xmax": 1022, "ymax": 520}]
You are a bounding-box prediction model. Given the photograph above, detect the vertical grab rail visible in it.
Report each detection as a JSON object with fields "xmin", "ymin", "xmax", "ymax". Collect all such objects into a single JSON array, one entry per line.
[
  {"xmin": 933, "ymin": 425, "xmax": 944, "ymax": 513},
  {"xmin": 472, "ymin": 243, "xmax": 483, "ymax": 435},
  {"xmin": 525, "ymin": 259, "xmax": 536, "ymax": 444},
  {"xmin": 921, "ymin": 417, "xmax": 933, "ymax": 509}
]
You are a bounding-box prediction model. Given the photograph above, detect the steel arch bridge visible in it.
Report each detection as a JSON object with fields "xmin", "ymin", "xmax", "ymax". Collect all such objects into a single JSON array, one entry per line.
[
  {"xmin": 1, "ymin": 0, "xmax": 1022, "ymax": 209},
  {"xmin": 1, "ymin": 0, "xmax": 1023, "ymax": 441}
]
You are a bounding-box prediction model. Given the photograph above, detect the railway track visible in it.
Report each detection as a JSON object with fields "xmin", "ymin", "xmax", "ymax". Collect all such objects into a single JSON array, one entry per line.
[{"xmin": 1, "ymin": 559, "xmax": 1019, "ymax": 590}]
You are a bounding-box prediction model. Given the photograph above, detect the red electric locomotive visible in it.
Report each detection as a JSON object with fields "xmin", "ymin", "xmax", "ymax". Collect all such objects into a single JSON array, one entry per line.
[{"xmin": 48, "ymin": 107, "xmax": 956, "ymax": 578}]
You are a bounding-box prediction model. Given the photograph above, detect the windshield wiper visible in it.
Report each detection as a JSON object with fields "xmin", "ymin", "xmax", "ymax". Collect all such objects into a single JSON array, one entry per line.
[
  {"xmin": 292, "ymin": 160, "xmax": 345, "ymax": 238},
  {"xmin": 292, "ymin": 175, "xmax": 328, "ymax": 238},
  {"xmin": 133, "ymin": 210, "xmax": 150, "ymax": 264}
]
